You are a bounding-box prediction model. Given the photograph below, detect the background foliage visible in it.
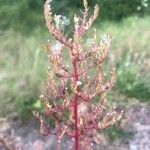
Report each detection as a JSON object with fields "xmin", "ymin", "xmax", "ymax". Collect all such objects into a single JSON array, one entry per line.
[
  {"xmin": 0, "ymin": 0, "xmax": 150, "ymax": 139},
  {"xmin": 0, "ymin": 0, "xmax": 149, "ymax": 31}
]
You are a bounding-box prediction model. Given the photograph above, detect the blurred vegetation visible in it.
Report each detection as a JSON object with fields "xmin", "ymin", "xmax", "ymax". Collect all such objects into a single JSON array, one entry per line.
[
  {"xmin": 0, "ymin": 1, "xmax": 150, "ymax": 142},
  {"xmin": 0, "ymin": 0, "xmax": 150, "ymax": 32},
  {"xmin": 0, "ymin": 0, "xmax": 45, "ymax": 31},
  {"xmin": 116, "ymin": 52, "xmax": 150, "ymax": 102},
  {"xmin": 97, "ymin": 0, "xmax": 149, "ymax": 20},
  {"xmin": 0, "ymin": 16, "xmax": 150, "ymax": 118},
  {"xmin": 104, "ymin": 125, "xmax": 133, "ymax": 142}
]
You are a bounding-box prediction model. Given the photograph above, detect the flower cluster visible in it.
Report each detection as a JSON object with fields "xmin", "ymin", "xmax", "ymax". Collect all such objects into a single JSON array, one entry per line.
[{"xmin": 34, "ymin": 0, "xmax": 123, "ymax": 149}]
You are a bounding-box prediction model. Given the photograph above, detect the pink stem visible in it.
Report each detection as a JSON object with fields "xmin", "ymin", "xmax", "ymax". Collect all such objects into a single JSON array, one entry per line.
[{"xmin": 73, "ymin": 58, "xmax": 79, "ymax": 150}]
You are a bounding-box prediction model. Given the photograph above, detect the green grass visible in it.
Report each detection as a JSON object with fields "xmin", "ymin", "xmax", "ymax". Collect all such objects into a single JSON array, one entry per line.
[
  {"xmin": 115, "ymin": 52, "xmax": 150, "ymax": 102},
  {"xmin": 0, "ymin": 29, "xmax": 48, "ymax": 116},
  {"xmin": 96, "ymin": 16, "xmax": 150, "ymax": 102},
  {"xmin": 104, "ymin": 125, "xmax": 133, "ymax": 142},
  {"xmin": 0, "ymin": 16, "xmax": 150, "ymax": 117}
]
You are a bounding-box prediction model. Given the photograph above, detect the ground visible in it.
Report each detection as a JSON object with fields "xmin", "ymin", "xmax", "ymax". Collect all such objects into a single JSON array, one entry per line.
[{"xmin": 0, "ymin": 104, "xmax": 150, "ymax": 150}]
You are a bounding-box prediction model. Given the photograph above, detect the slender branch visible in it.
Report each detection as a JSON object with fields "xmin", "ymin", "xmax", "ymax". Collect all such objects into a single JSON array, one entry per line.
[
  {"xmin": 44, "ymin": 1, "xmax": 73, "ymax": 50},
  {"xmin": 73, "ymin": 57, "xmax": 79, "ymax": 150}
]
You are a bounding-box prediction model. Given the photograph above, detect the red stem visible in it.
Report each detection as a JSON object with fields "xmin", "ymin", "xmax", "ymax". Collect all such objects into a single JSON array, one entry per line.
[{"xmin": 73, "ymin": 58, "xmax": 79, "ymax": 150}]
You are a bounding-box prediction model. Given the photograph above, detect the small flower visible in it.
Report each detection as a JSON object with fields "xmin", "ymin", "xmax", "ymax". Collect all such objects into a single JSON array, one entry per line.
[
  {"xmin": 58, "ymin": 140, "xmax": 61, "ymax": 143},
  {"xmin": 61, "ymin": 16, "xmax": 70, "ymax": 26},
  {"xmin": 74, "ymin": 15, "xmax": 80, "ymax": 24},
  {"xmin": 90, "ymin": 142, "xmax": 94, "ymax": 146},
  {"xmin": 54, "ymin": 15, "xmax": 70, "ymax": 30},
  {"xmin": 101, "ymin": 33, "xmax": 111, "ymax": 47},
  {"xmin": 76, "ymin": 80, "xmax": 82, "ymax": 86},
  {"xmin": 40, "ymin": 95, "xmax": 44, "ymax": 99},
  {"xmin": 47, "ymin": 0, "xmax": 52, "ymax": 11},
  {"xmin": 78, "ymin": 103, "xmax": 88, "ymax": 116},
  {"xmin": 54, "ymin": 15, "xmax": 61, "ymax": 29},
  {"xmin": 47, "ymin": 0, "xmax": 52, "ymax": 4},
  {"xmin": 51, "ymin": 41, "xmax": 63, "ymax": 55},
  {"xmin": 74, "ymin": 14, "xmax": 80, "ymax": 31}
]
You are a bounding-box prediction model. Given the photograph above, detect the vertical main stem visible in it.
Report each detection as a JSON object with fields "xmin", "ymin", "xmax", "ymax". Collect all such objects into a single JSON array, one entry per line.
[
  {"xmin": 74, "ymin": 94, "xmax": 78, "ymax": 150},
  {"xmin": 73, "ymin": 58, "xmax": 79, "ymax": 150}
]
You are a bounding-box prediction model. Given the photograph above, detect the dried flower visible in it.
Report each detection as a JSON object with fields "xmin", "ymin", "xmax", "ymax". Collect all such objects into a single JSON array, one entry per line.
[
  {"xmin": 51, "ymin": 41, "xmax": 62, "ymax": 55},
  {"xmin": 76, "ymin": 81, "xmax": 82, "ymax": 86},
  {"xmin": 101, "ymin": 33, "xmax": 112, "ymax": 47},
  {"xmin": 54, "ymin": 15, "xmax": 70, "ymax": 30}
]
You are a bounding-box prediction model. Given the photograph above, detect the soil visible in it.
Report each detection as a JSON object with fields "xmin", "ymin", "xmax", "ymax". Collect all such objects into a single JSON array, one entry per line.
[{"xmin": 0, "ymin": 104, "xmax": 150, "ymax": 150}]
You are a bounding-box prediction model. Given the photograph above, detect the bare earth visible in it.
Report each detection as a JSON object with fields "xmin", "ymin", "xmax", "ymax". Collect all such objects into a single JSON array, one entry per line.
[{"xmin": 0, "ymin": 104, "xmax": 150, "ymax": 150}]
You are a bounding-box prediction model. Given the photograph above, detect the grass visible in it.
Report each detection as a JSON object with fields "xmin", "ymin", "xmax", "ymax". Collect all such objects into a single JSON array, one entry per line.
[
  {"xmin": 0, "ymin": 16, "xmax": 150, "ymax": 118},
  {"xmin": 97, "ymin": 16, "xmax": 150, "ymax": 102},
  {"xmin": 104, "ymin": 125, "xmax": 133, "ymax": 142},
  {"xmin": 0, "ymin": 29, "xmax": 48, "ymax": 116},
  {"xmin": 115, "ymin": 52, "xmax": 150, "ymax": 102}
]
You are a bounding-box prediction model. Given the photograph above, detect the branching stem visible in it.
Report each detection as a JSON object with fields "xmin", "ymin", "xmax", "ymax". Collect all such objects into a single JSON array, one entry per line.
[{"xmin": 73, "ymin": 57, "xmax": 79, "ymax": 150}]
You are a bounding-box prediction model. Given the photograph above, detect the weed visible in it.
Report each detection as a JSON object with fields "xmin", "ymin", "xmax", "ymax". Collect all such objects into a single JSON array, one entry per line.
[{"xmin": 33, "ymin": 0, "xmax": 123, "ymax": 149}]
